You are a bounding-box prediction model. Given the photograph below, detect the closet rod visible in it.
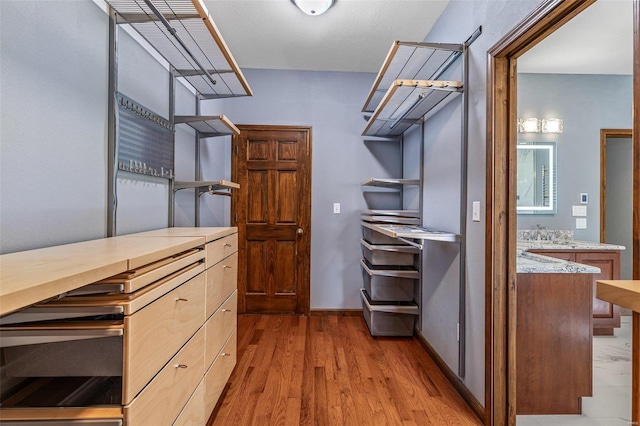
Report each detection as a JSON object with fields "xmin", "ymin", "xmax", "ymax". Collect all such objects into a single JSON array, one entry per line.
[{"xmin": 142, "ymin": 0, "xmax": 219, "ymax": 89}]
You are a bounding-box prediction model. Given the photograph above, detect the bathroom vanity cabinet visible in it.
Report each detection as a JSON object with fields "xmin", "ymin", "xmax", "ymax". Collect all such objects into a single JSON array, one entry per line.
[
  {"xmin": 516, "ymin": 272, "xmax": 594, "ymax": 414},
  {"xmin": 529, "ymin": 249, "xmax": 621, "ymax": 335},
  {"xmin": 0, "ymin": 228, "xmax": 238, "ymax": 425}
]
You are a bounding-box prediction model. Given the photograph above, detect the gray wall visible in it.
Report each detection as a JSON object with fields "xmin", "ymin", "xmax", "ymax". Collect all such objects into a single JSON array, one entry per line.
[
  {"xmin": 517, "ymin": 73, "xmax": 633, "ymax": 241},
  {"xmin": 199, "ymin": 68, "xmax": 401, "ymax": 310},
  {"xmin": 605, "ymin": 137, "xmax": 633, "ymax": 279},
  {"xmin": 415, "ymin": 0, "xmax": 544, "ymax": 405},
  {"xmin": 0, "ymin": 0, "xmax": 109, "ymax": 253},
  {"xmin": 0, "ymin": 0, "xmax": 201, "ymax": 252}
]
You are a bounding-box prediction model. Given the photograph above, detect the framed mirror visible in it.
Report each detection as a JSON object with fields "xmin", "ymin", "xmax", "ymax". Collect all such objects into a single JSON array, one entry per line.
[{"xmin": 517, "ymin": 142, "xmax": 557, "ymax": 214}]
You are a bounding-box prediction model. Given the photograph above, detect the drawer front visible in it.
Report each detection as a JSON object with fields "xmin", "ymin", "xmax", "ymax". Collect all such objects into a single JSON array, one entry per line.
[
  {"xmin": 124, "ymin": 273, "xmax": 205, "ymax": 403},
  {"xmin": 206, "ymin": 234, "xmax": 238, "ymax": 268},
  {"xmin": 125, "ymin": 328, "xmax": 205, "ymax": 426},
  {"xmin": 205, "ymin": 253, "xmax": 238, "ymax": 319},
  {"xmin": 204, "ymin": 329, "xmax": 237, "ymax": 416},
  {"xmin": 173, "ymin": 379, "xmax": 205, "ymax": 426},
  {"xmin": 205, "ymin": 291, "xmax": 237, "ymax": 369}
]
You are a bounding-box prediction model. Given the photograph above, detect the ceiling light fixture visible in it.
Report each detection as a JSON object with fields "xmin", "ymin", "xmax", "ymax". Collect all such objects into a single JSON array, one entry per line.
[{"xmin": 291, "ymin": 0, "xmax": 335, "ymax": 16}]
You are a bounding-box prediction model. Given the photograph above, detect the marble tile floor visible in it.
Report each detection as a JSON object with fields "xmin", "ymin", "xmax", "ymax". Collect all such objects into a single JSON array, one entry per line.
[{"xmin": 517, "ymin": 316, "xmax": 632, "ymax": 426}]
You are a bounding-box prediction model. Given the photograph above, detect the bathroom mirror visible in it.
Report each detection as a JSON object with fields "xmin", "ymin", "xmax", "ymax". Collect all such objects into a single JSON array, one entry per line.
[{"xmin": 517, "ymin": 142, "xmax": 557, "ymax": 214}]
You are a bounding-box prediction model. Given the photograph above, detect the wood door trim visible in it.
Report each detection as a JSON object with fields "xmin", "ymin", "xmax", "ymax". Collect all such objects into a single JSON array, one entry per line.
[
  {"xmin": 486, "ymin": 1, "xmax": 601, "ymax": 425},
  {"xmin": 599, "ymin": 129, "xmax": 633, "ymax": 242},
  {"xmin": 231, "ymin": 124, "xmax": 312, "ymax": 315}
]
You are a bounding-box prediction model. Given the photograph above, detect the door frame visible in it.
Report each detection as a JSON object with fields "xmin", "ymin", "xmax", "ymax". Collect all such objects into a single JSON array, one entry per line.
[
  {"xmin": 600, "ymin": 128, "xmax": 633, "ymax": 242},
  {"xmin": 485, "ymin": 1, "xmax": 640, "ymax": 425},
  {"xmin": 230, "ymin": 124, "xmax": 312, "ymax": 315}
]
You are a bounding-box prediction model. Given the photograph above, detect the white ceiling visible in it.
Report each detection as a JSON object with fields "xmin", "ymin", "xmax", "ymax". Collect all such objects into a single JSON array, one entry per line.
[
  {"xmin": 203, "ymin": 0, "xmax": 449, "ymax": 73},
  {"xmin": 204, "ymin": 0, "xmax": 633, "ymax": 76},
  {"xmin": 518, "ymin": 0, "xmax": 633, "ymax": 75}
]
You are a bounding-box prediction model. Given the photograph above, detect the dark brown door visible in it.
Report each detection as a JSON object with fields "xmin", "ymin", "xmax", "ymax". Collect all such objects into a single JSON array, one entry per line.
[{"xmin": 232, "ymin": 125, "xmax": 311, "ymax": 314}]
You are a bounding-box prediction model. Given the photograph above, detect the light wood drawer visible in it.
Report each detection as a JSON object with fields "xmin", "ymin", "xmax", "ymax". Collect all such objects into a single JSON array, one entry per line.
[
  {"xmin": 205, "ymin": 290, "xmax": 237, "ymax": 369},
  {"xmin": 173, "ymin": 379, "xmax": 205, "ymax": 426},
  {"xmin": 94, "ymin": 249, "xmax": 205, "ymax": 293},
  {"xmin": 204, "ymin": 329, "xmax": 237, "ymax": 416},
  {"xmin": 205, "ymin": 253, "xmax": 237, "ymax": 319},
  {"xmin": 206, "ymin": 234, "xmax": 238, "ymax": 268},
  {"xmin": 125, "ymin": 327, "xmax": 205, "ymax": 426},
  {"xmin": 124, "ymin": 272, "xmax": 205, "ymax": 403}
]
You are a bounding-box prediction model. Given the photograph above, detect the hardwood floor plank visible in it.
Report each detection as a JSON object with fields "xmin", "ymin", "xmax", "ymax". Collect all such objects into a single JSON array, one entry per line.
[{"xmin": 210, "ymin": 315, "xmax": 482, "ymax": 426}]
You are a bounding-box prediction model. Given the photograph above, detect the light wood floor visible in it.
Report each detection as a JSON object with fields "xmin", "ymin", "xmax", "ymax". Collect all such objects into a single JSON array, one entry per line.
[{"xmin": 208, "ymin": 315, "xmax": 482, "ymax": 425}]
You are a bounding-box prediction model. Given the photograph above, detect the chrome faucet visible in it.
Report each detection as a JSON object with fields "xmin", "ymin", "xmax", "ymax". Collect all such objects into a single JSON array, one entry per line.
[{"xmin": 532, "ymin": 224, "xmax": 549, "ymax": 241}]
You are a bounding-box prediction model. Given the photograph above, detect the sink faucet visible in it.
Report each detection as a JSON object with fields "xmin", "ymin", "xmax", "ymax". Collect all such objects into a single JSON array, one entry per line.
[{"xmin": 533, "ymin": 224, "xmax": 548, "ymax": 241}]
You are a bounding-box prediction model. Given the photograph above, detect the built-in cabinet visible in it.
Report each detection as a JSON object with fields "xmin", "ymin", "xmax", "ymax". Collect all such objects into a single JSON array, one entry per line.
[
  {"xmin": 530, "ymin": 249, "xmax": 621, "ymax": 335},
  {"xmin": 0, "ymin": 228, "xmax": 238, "ymax": 425},
  {"xmin": 516, "ymin": 271, "xmax": 594, "ymax": 414}
]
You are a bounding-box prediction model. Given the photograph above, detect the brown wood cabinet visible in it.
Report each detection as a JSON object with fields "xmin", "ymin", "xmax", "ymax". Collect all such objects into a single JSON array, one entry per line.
[
  {"xmin": 529, "ymin": 249, "xmax": 621, "ymax": 335},
  {"xmin": 516, "ymin": 272, "xmax": 593, "ymax": 414}
]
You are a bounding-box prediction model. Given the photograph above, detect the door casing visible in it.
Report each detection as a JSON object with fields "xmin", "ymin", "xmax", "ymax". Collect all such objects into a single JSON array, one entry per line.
[{"xmin": 485, "ymin": 1, "xmax": 640, "ymax": 425}]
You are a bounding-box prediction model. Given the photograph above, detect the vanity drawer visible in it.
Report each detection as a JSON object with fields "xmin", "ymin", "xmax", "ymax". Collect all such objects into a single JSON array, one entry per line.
[
  {"xmin": 173, "ymin": 380, "xmax": 205, "ymax": 426},
  {"xmin": 205, "ymin": 290, "xmax": 237, "ymax": 369},
  {"xmin": 205, "ymin": 253, "xmax": 237, "ymax": 319},
  {"xmin": 206, "ymin": 234, "xmax": 238, "ymax": 268},
  {"xmin": 124, "ymin": 272, "xmax": 205, "ymax": 402},
  {"xmin": 125, "ymin": 328, "xmax": 205, "ymax": 426}
]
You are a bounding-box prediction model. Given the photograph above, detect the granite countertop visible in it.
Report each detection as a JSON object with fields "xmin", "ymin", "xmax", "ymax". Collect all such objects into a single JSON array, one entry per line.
[
  {"xmin": 516, "ymin": 229, "xmax": 625, "ymax": 273},
  {"xmin": 517, "ymin": 239, "xmax": 625, "ymax": 251},
  {"xmin": 516, "ymin": 250, "xmax": 602, "ymax": 274}
]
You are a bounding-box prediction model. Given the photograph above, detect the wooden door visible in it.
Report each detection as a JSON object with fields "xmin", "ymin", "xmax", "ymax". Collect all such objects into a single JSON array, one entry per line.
[{"xmin": 232, "ymin": 125, "xmax": 311, "ymax": 314}]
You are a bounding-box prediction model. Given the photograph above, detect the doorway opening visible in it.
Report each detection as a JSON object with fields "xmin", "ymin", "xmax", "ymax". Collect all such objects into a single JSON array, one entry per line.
[{"xmin": 485, "ymin": 1, "xmax": 639, "ymax": 425}]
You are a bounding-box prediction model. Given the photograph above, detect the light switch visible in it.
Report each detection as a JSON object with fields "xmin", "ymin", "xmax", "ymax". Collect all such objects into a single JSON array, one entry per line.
[
  {"xmin": 576, "ymin": 218, "xmax": 587, "ymax": 229},
  {"xmin": 333, "ymin": 203, "xmax": 340, "ymax": 214},
  {"xmin": 572, "ymin": 205, "xmax": 587, "ymax": 217},
  {"xmin": 472, "ymin": 201, "xmax": 481, "ymax": 222}
]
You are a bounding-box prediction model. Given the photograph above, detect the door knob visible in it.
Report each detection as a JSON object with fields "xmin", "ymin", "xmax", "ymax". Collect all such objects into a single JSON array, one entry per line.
[{"xmin": 297, "ymin": 228, "xmax": 304, "ymax": 235}]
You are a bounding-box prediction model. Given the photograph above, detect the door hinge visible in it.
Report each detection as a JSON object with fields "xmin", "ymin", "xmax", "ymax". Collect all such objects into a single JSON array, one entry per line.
[
  {"xmin": 235, "ymin": 212, "xmax": 238, "ymax": 224},
  {"xmin": 235, "ymin": 145, "xmax": 239, "ymax": 156}
]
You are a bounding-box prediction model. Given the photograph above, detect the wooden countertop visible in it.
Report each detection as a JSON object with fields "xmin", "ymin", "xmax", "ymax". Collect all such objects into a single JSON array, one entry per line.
[
  {"xmin": 0, "ymin": 235, "xmax": 205, "ymax": 317},
  {"xmin": 130, "ymin": 227, "xmax": 236, "ymax": 243},
  {"xmin": 596, "ymin": 280, "xmax": 640, "ymax": 312}
]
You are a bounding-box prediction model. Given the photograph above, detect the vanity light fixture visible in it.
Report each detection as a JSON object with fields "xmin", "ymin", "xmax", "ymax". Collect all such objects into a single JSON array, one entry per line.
[
  {"xmin": 541, "ymin": 118, "xmax": 563, "ymax": 134},
  {"xmin": 518, "ymin": 117, "xmax": 541, "ymax": 133},
  {"xmin": 291, "ymin": 0, "xmax": 335, "ymax": 15}
]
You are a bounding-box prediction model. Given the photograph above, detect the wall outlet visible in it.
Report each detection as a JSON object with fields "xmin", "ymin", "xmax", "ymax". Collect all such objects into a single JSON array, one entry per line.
[
  {"xmin": 576, "ymin": 218, "xmax": 587, "ymax": 229},
  {"xmin": 572, "ymin": 205, "xmax": 587, "ymax": 217},
  {"xmin": 333, "ymin": 203, "xmax": 340, "ymax": 214},
  {"xmin": 472, "ymin": 201, "xmax": 481, "ymax": 222}
]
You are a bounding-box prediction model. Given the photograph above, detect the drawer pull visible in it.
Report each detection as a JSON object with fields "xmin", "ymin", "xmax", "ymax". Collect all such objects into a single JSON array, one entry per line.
[
  {"xmin": 223, "ymin": 265, "xmax": 231, "ymax": 269},
  {"xmin": 223, "ymin": 243, "xmax": 232, "ymax": 247},
  {"xmin": 222, "ymin": 309, "xmax": 232, "ymax": 312},
  {"xmin": 175, "ymin": 297, "xmax": 189, "ymax": 302},
  {"xmin": 221, "ymin": 353, "xmax": 231, "ymax": 357},
  {"xmin": 174, "ymin": 364, "xmax": 188, "ymax": 369}
]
